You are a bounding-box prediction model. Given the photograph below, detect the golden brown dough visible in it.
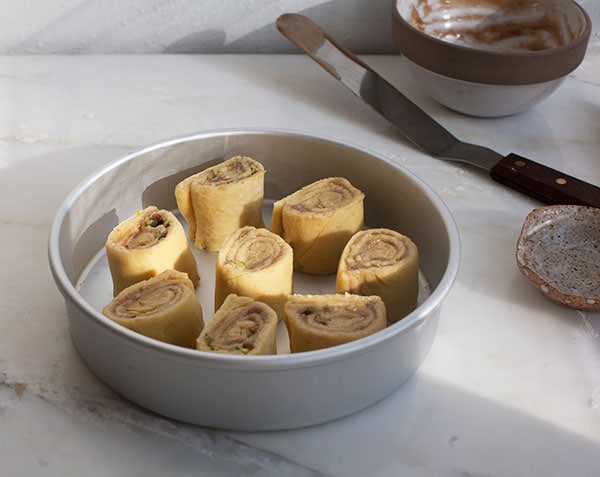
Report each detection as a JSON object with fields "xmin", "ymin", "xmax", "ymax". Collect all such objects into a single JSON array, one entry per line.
[
  {"xmin": 102, "ymin": 270, "xmax": 204, "ymax": 348},
  {"xmin": 283, "ymin": 293, "xmax": 386, "ymax": 352},
  {"xmin": 215, "ymin": 226, "xmax": 293, "ymax": 319},
  {"xmin": 270, "ymin": 177, "xmax": 364, "ymax": 275},
  {"xmin": 336, "ymin": 228, "xmax": 419, "ymax": 323},
  {"xmin": 197, "ymin": 294, "xmax": 278, "ymax": 355},
  {"xmin": 174, "ymin": 155, "xmax": 265, "ymax": 251},
  {"xmin": 106, "ymin": 206, "xmax": 199, "ymax": 296}
]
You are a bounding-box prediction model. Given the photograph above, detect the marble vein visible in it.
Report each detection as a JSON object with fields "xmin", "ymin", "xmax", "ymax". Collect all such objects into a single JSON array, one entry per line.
[{"xmin": 0, "ymin": 371, "xmax": 326, "ymax": 477}]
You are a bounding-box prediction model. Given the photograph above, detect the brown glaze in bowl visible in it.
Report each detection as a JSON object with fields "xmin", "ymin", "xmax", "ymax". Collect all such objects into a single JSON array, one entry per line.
[{"xmin": 391, "ymin": 0, "xmax": 591, "ymax": 116}]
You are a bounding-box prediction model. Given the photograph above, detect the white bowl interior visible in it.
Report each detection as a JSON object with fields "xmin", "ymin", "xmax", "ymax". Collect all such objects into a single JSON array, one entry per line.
[{"xmin": 396, "ymin": 0, "xmax": 588, "ymax": 53}]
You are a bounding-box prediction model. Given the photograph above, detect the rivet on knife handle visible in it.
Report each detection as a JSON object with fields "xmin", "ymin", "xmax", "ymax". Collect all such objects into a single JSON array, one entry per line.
[{"xmin": 490, "ymin": 153, "xmax": 600, "ymax": 208}]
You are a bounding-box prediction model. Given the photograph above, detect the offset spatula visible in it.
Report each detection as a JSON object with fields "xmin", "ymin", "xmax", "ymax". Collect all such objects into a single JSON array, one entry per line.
[{"xmin": 276, "ymin": 13, "xmax": 600, "ymax": 208}]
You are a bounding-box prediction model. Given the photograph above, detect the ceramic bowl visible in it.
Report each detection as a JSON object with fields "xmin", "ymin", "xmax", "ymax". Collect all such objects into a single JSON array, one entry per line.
[
  {"xmin": 48, "ymin": 129, "xmax": 460, "ymax": 430},
  {"xmin": 391, "ymin": 0, "xmax": 591, "ymax": 117},
  {"xmin": 516, "ymin": 205, "xmax": 600, "ymax": 311}
]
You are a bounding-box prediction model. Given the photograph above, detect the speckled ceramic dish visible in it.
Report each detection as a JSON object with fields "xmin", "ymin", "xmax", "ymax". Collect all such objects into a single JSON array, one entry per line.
[
  {"xmin": 516, "ymin": 205, "xmax": 600, "ymax": 311},
  {"xmin": 48, "ymin": 129, "xmax": 460, "ymax": 430}
]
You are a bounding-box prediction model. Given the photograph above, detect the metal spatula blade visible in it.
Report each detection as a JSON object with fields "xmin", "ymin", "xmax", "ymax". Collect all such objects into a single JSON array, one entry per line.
[{"xmin": 277, "ymin": 13, "xmax": 600, "ymax": 208}]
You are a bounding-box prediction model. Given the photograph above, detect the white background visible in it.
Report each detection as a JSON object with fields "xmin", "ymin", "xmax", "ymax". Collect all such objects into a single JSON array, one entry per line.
[{"xmin": 1, "ymin": 0, "xmax": 599, "ymax": 55}]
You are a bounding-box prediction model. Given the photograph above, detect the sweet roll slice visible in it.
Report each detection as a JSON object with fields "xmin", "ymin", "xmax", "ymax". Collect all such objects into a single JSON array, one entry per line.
[
  {"xmin": 106, "ymin": 206, "xmax": 199, "ymax": 296},
  {"xmin": 283, "ymin": 293, "xmax": 386, "ymax": 352},
  {"xmin": 175, "ymin": 155, "xmax": 265, "ymax": 251},
  {"xmin": 215, "ymin": 226, "xmax": 293, "ymax": 319},
  {"xmin": 336, "ymin": 228, "xmax": 419, "ymax": 323},
  {"xmin": 197, "ymin": 294, "xmax": 278, "ymax": 355},
  {"xmin": 103, "ymin": 269, "xmax": 204, "ymax": 348},
  {"xmin": 270, "ymin": 177, "xmax": 364, "ymax": 274}
]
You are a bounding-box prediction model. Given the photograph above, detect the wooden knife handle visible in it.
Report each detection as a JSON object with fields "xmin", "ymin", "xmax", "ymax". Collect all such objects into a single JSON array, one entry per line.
[{"xmin": 490, "ymin": 153, "xmax": 600, "ymax": 208}]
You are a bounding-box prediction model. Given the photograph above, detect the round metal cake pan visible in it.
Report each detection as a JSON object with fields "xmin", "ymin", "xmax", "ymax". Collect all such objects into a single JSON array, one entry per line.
[{"xmin": 48, "ymin": 128, "xmax": 460, "ymax": 430}]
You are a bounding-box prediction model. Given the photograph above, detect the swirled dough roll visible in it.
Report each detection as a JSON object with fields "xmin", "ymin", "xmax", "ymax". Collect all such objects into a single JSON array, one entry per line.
[
  {"xmin": 197, "ymin": 294, "xmax": 278, "ymax": 355},
  {"xmin": 175, "ymin": 155, "xmax": 265, "ymax": 251},
  {"xmin": 284, "ymin": 293, "xmax": 386, "ymax": 353},
  {"xmin": 336, "ymin": 228, "xmax": 419, "ymax": 323},
  {"xmin": 270, "ymin": 177, "xmax": 364, "ymax": 275},
  {"xmin": 215, "ymin": 226, "xmax": 293, "ymax": 319},
  {"xmin": 106, "ymin": 206, "xmax": 200, "ymax": 296},
  {"xmin": 102, "ymin": 270, "xmax": 204, "ymax": 348}
]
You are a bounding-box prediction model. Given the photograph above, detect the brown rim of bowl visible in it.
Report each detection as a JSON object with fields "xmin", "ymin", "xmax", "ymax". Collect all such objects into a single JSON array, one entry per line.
[{"xmin": 391, "ymin": 0, "xmax": 592, "ymax": 85}]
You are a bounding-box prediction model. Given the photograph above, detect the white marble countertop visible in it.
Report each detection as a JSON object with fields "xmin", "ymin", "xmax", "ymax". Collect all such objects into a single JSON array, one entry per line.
[{"xmin": 1, "ymin": 53, "xmax": 599, "ymax": 476}]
